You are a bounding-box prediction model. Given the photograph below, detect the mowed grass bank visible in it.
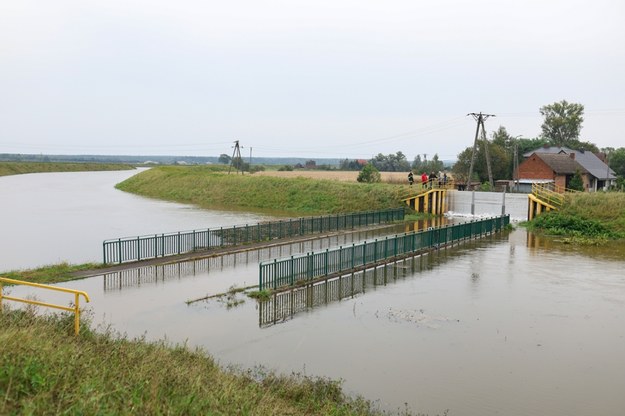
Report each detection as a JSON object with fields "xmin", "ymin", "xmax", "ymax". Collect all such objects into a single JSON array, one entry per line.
[
  {"xmin": 0, "ymin": 262, "xmax": 103, "ymax": 285},
  {"xmin": 0, "ymin": 310, "xmax": 378, "ymax": 416},
  {"xmin": 0, "ymin": 161, "xmax": 134, "ymax": 177},
  {"xmin": 528, "ymin": 192, "xmax": 625, "ymax": 240},
  {"xmin": 116, "ymin": 166, "xmax": 409, "ymax": 215}
]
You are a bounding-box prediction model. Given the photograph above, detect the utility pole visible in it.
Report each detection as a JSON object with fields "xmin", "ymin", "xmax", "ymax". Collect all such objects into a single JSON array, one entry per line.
[
  {"xmin": 249, "ymin": 147, "xmax": 253, "ymax": 169},
  {"xmin": 513, "ymin": 142, "xmax": 519, "ymax": 192},
  {"xmin": 228, "ymin": 140, "xmax": 243, "ymax": 174},
  {"xmin": 467, "ymin": 112, "xmax": 495, "ymax": 189}
]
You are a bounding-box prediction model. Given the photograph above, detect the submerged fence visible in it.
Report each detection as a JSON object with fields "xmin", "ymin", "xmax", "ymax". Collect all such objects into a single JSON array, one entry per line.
[
  {"xmin": 103, "ymin": 208, "xmax": 404, "ymax": 264},
  {"xmin": 259, "ymin": 215, "xmax": 510, "ymax": 291}
]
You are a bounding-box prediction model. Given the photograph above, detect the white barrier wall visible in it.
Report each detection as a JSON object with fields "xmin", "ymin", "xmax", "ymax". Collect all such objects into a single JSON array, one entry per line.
[{"xmin": 446, "ymin": 190, "xmax": 527, "ymax": 221}]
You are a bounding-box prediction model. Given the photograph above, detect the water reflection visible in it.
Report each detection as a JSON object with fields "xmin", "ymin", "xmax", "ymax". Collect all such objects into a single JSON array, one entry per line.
[
  {"xmin": 259, "ymin": 255, "xmax": 431, "ymax": 327},
  {"xmin": 526, "ymin": 230, "xmax": 625, "ymax": 261},
  {"xmin": 258, "ymin": 233, "xmax": 505, "ymax": 327},
  {"xmin": 103, "ymin": 224, "xmax": 411, "ymax": 292}
]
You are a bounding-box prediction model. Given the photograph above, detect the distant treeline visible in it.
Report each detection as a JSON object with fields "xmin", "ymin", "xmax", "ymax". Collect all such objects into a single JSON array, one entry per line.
[{"xmin": 0, "ymin": 153, "xmax": 342, "ymax": 167}]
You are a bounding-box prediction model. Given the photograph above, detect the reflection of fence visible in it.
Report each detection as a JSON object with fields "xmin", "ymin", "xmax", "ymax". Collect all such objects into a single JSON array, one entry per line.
[
  {"xmin": 259, "ymin": 255, "xmax": 432, "ymax": 327},
  {"xmin": 103, "ymin": 208, "xmax": 405, "ymax": 264},
  {"xmin": 0, "ymin": 277, "xmax": 90, "ymax": 335},
  {"xmin": 259, "ymin": 215, "xmax": 509, "ymax": 291}
]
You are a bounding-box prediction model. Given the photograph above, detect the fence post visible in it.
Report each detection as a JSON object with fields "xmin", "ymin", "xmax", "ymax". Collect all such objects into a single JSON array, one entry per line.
[
  {"xmin": 502, "ymin": 190, "xmax": 506, "ymax": 216},
  {"xmin": 118, "ymin": 238, "xmax": 122, "ymax": 264},
  {"xmin": 325, "ymin": 249, "xmax": 329, "ymax": 276},
  {"xmin": 471, "ymin": 190, "xmax": 476, "ymax": 215}
]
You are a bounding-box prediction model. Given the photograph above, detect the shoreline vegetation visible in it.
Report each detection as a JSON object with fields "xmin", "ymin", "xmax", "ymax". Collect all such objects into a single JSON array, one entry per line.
[
  {"xmin": 526, "ymin": 192, "xmax": 625, "ymax": 243},
  {"xmin": 0, "ymin": 161, "xmax": 135, "ymax": 177}
]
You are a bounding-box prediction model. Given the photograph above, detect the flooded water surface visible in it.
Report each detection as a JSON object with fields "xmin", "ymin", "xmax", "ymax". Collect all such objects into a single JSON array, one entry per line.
[{"xmin": 3, "ymin": 171, "xmax": 625, "ymax": 415}]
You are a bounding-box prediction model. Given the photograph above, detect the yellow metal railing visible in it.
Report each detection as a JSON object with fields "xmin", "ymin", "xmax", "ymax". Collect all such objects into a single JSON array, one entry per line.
[
  {"xmin": 0, "ymin": 277, "xmax": 90, "ymax": 335},
  {"xmin": 531, "ymin": 183, "xmax": 565, "ymax": 208}
]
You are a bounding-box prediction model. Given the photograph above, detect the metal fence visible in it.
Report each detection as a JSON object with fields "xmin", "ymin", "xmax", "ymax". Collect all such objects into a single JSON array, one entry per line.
[
  {"xmin": 103, "ymin": 208, "xmax": 405, "ymax": 264},
  {"xmin": 259, "ymin": 215, "xmax": 510, "ymax": 290}
]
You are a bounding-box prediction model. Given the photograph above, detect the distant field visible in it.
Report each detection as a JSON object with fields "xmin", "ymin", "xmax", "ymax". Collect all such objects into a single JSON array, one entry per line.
[{"xmin": 253, "ymin": 170, "xmax": 413, "ymax": 184}]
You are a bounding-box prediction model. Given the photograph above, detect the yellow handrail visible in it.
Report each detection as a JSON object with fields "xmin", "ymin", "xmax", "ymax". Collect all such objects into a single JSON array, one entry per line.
[
  {"xmin": 0, "ymin": 277, "xmax": 90, "ymax": 335},
  {"xmin": 531, "ymin": 183, "xmax": 565, "ymax": 207}
]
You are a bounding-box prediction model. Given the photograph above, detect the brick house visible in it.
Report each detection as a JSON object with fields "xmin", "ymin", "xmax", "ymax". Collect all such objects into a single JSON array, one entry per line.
[{"xmin": 518, "ymin": 146, "xmax": 616, "ymax": 191}]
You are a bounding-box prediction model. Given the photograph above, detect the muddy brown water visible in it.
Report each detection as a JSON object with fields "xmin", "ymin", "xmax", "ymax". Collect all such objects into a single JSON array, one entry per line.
[{"xmin": 3, "ymin": 171, "xmax": 625, "ymax": 415}]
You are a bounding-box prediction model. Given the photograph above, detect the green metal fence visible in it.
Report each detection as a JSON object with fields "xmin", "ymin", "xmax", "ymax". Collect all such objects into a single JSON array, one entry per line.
[
  {"xmin": 103, "ymin": 208, "xmax": 404, "ymax": 264},
  {"xmin": 259, "ymin": 215, "xmax": 509, "ymax": 290}
]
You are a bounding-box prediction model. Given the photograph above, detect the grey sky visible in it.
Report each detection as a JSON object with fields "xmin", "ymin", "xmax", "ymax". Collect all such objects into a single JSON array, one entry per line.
[{"xmin": 1, "ymin": 0, "xmax": 624, "ymax": 160}]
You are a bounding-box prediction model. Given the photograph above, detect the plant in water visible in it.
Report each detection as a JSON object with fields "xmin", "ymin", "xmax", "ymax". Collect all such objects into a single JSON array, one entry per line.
[
  {"xmin": 216, "ymin": 285, "xmax": 246, "ymax": 309},
  {"xmin": 247, "ymin": 289, "xmax": 272, "ymax": 301}
]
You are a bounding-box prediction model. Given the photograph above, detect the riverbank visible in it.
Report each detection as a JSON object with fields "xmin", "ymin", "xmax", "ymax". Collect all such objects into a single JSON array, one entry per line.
[
  {"xmin": 527, "ymin": 192, "xmax": 625, "ymax": 242},
  {"xmin": 115, "ymin": 166, "xmax": 409, "ymax": 215},
  {"xmin": 0, "ymin": 309, "xmax": 380, "ymax": 416},
  {"xmin": 0, "ymin": 161, "xmax": 135, "ymax": 177}
]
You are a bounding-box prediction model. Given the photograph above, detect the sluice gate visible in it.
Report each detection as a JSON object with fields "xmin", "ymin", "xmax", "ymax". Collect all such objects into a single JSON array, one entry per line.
[{"xmin": 259, "ymin": 215, "xmax": 510, "ymax": 291}]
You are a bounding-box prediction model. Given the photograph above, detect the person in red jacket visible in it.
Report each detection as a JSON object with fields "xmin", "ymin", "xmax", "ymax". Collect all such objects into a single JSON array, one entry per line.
[{"xmin": 421, "ymin": 172, "xmax": 428, "ymax": 189}]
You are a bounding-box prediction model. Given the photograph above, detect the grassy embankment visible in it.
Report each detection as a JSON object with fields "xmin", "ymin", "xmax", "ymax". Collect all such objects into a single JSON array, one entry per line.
[
  {"xmin": 0, "ymin": 161, "xmax": 134, "ymax": 177},
  {"xmin": 527, "ymin": 192, "xmax": 625, "ymax": 242},
  {"xmin": 0, "ymin": 310, "xmax": 379, "ymax": 415},
  {"xmin": 115, "ymin": 165, "xmax": 409, "ymax": 215},
  {"xmin": 1, "ymin": 262, "xmax": 104, "ymax": 285}
]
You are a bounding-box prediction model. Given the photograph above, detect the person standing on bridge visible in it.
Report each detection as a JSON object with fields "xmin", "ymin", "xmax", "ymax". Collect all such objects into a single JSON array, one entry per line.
[
  {"xmin": 421, "ymin": 172, "xmax": 428, "ymax": 189},
  {"xmin": 429, "ymin": 172, "xmax": 437, "ymax": 188}
]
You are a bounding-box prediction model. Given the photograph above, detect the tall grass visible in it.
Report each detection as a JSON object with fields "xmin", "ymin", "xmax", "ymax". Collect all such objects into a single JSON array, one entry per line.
[
  {"xmin": 0, "ymin": 162, "xmax": 134, "ymax": 177},
  {"xmin": 528, "ymin": 192, "xmax": 625, "ymax": 239},
  {"xmin": 0, "ymin": 309, "xmax": 379, "ymax": 415},
  {"xmin": 116, "ymin": 166, "xmax": 409, "ymax": 215}
]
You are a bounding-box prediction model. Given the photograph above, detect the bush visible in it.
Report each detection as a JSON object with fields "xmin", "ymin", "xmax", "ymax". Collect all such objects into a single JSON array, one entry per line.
[{"xmin": 357, "ymin": 164, "xmax": 381, "ymax": 183}]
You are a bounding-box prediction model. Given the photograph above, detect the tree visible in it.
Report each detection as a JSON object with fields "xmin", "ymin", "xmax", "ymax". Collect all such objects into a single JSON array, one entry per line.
[
  {"xmin": 412, "ymin": 153, "xmax": 444, "ymax": 173},
  {"xmin": 411, "ymin": 155, "xmax": 423, "ymax": 171},
  {"xmin": 369, "ymin": 151, "xmax": 410, "ymax": 172},
  {"xmin": 491, "ymin": 126, "xmax": 515, "ymax": 152},
  {"xmin": 540, "ymin": 100, "xmax": 584, "ymax": 147},
  {"xmin": 339, "ymin": 159, "xmax": 366, "ymax": 170},
  {"xmin": 218, "ymin": 154, "xmax": 231, "ymax": 164},
  {"xmin": 568, "ymin": 169, "xmax": 584, "ymax": 191},
  {"xmin": 609, "ymin": 148, "xmax": 625, "ymax": 178},
  {"xmin": 452, "ymin": 141, "xmax": 510, "ymax": 183},
  {"xmin": 357, "ymin": 164, "xmax": 381, "ymax": 183}
]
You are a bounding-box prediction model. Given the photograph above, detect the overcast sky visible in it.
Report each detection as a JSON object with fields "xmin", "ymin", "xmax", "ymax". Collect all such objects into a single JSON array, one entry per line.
[{"xmin": 1, "ymin": 0, "xmax": 624, "ymax": 160}]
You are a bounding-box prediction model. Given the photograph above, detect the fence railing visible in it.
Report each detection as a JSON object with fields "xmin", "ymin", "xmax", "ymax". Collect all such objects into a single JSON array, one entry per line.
[
  {"xmin": 103, "ymin": 208, "xmax": 405, "ymax": 264},
  {"xmin": 0, "ymin": 277, "xmax": 90, "ymax": 335},
  {"xmin": 531, "ymin": 183, "xmax": 565, "ymax": 207},
  {"xmin": 259, "ymin": 215, "xmax": 509, "ymax": 291}
]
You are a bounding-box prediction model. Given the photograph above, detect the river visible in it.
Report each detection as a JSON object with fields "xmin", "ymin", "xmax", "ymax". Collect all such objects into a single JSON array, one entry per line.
[{"xmin": 2, "ymin": 170, "xmax": 624, "ymax": 415}]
